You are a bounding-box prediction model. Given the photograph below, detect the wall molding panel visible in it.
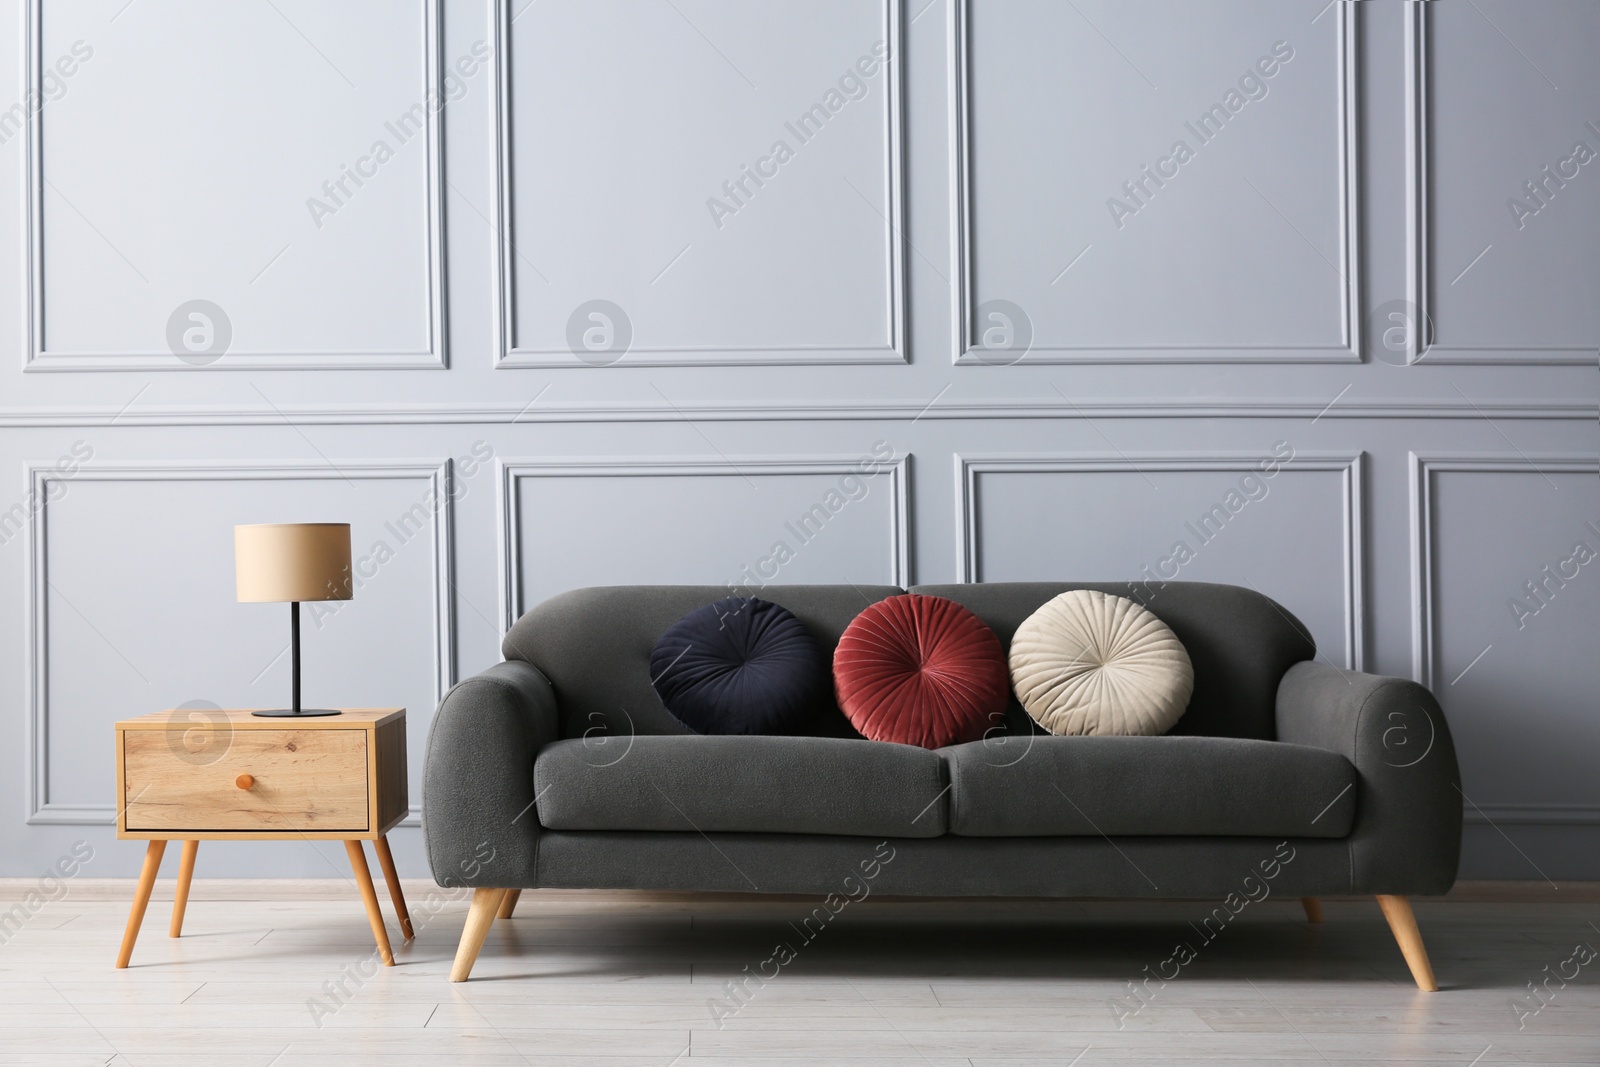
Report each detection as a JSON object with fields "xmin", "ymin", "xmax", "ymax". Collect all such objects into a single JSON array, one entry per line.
[
  {"xmin": 1408, "ymin": 451, "xmax": 1600, "ymax": 826},
  {"xmin": 21, "ymin": 0, "xmax": 448, "ymax": 372},
  {"xmin": 491, "ymin": 0, "xmax": 907, "ymax": 368},
  {"xmin": 1460, "ymin": 804, "xmax": 1600, "ymax": 827},
  {"xmin": 24, "ymin": 460, "xmax": 455, "ymax": 826},
  {"xmin": 1404, "ymin": 2, "xmax": 1597, "ymax": 367},
  {"xmin": 1, "ymin": 396, "xmax": 1593, "ymax": 428},
  {"xmin": 496, "ymin": 454, "xmax": 912, "ymax": 631},
  {"xmin": 3, "ymin": 0, "xmax": 1597, "ymax": 880},
  {"xmin": 956, "ymin": 451, "xmax": 1366, "ymax": 670},
  {"xmin": 949, "ymin": 0, "xmax": 1361, "ymax": 364},
  {"xmin": 1407, "ymin": 451, "xmax": 1598, "ymax": 688}
]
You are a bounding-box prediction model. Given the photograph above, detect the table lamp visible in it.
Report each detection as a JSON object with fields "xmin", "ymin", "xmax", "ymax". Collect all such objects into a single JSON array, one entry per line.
[{"xmin": 235, "ymin": 522, "xmax": 352, "ymax": 717}]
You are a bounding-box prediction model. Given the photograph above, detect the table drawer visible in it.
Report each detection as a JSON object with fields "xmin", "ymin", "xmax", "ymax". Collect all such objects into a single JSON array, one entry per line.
[{"xmin": 123, "ymin": 729, "xmax": 369, "ymax": 832}]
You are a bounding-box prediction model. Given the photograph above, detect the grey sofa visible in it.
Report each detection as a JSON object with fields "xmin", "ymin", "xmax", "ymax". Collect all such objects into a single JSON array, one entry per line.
[{"xmin": 424, "ymin": 582, "xmax": 1462, "ymax": 986}]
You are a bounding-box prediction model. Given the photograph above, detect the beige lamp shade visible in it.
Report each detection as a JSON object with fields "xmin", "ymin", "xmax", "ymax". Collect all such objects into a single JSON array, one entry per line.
[{"xmin": 235, "ymin": 523, "xmax": 353, "ymax": 603}]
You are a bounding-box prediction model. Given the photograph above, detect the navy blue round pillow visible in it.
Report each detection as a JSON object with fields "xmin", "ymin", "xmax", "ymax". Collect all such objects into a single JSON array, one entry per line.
[{"xmin": 649, "ymin": 597, "xmax": 830, "ymax": 735}]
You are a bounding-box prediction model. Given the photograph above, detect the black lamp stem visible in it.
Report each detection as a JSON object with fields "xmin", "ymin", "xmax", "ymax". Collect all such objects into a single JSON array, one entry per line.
[
  {"xmin": 251, "ymin": 598, "xmax": 337, "ymax": 717},
  {"xmin": 290, "ymin": 600, "xmax": 301, "ymax": 714}
]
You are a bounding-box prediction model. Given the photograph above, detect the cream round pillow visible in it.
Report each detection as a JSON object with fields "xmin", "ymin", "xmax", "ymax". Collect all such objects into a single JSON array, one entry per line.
[{"xmin": 1009, "ymin": 590, "xmax": 1193, "ymax": 736}]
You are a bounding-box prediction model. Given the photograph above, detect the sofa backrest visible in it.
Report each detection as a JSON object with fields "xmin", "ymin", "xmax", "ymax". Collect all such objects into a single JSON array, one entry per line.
[
  {"xmin": 501, "ymin": 585, "xmax": 902, "ymax": 740},
  {"xmin": 912, "ymin": 582, "xmax": 1314, "ymax": 741},
  {"xmin": 500, "ymin": 581, "xmax": 1316, "ymax": 742}
]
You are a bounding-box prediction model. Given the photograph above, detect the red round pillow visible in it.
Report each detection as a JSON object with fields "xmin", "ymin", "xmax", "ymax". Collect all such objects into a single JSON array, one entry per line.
[{"xmin": 833, "ymin": 594, "xmax": 1009, "ymax": 749}]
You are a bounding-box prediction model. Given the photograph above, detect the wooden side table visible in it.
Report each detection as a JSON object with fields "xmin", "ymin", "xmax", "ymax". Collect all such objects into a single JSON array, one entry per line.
[{"xmin": 113, "ymin": 707, "xmax": 413, "ymax": 968}]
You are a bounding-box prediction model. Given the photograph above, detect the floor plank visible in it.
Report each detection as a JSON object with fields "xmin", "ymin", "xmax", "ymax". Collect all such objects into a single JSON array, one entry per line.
[{"xmin": 0, "ymin": 888, "xmax": 1596, "ymax": 1062}]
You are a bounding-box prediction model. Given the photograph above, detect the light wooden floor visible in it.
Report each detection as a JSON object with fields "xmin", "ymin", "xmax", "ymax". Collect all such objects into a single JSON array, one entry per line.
[{"xmin": 2, "ymin": 882, "xmax": 1598, "ymax": 1065}]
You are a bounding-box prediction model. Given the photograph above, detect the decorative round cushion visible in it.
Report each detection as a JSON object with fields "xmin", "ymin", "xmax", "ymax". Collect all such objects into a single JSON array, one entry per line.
[
  {"xmin": 833, "ymin": 594, "xmax": 1009, "ymax": 749},
  {"xmin": 649, "ymin": 597, "xmax": 830, "ymax": 735},
  {"xmin": 1009, "ymin": 590, "xmax": 1193, "ymax": 736}
]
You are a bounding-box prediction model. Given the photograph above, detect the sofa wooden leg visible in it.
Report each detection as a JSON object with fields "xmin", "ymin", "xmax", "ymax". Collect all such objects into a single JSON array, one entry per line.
[
  {"xmin": 497, "ymin": 889, "xmax": 521, "ymax": 920},
  {"xmin": 1300, "ymin": 897, "xmax": 1323, "ymax": 924},
  {"xmin": 1376, "ymin": 894, "xmax": 1437, "ymax": 991},
  {"xmin": 451, "ymin": 888, "xmax": 508, "ymax": 982}
]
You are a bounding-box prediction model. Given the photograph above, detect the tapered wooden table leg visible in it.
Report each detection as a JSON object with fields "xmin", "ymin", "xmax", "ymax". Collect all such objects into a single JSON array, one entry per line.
[
  {"xmin": 372, "ymin": 835, "xmax": 413, "ymax": 940},
  {"xmin": 451, "ymin": 888, "xmax": 508, "ymax": 982},
  {"xmin": 1377, "ymin": 894, "xmax": 1438, "ymax": 991},
  {"xmin": 344, "ymin": 840, "xmax": 394, "ymax": 966},
  {"xmin": 169, "ymin": 841, "xmax": 199, "ymax": 937},
  {"xmin": 1301, "ymin": 897, "xmax": 1324, "ymax": 924},
  {"xmin": 116, "ymin": 840, "xmax": 167, "ymax": 968},
  {"xmin": 497, "ymin": 889, "xmax": 522, "ymax": 920}
]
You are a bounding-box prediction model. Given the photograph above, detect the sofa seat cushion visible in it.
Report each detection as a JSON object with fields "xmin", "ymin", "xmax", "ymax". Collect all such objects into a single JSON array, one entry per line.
[
  {"xmin": 942, "ymin": 735, "xmax": 1356, "ymax": 838},
  {"xmin": 534, "ymin": 735, "xmax": 951, "ymax": 837}
]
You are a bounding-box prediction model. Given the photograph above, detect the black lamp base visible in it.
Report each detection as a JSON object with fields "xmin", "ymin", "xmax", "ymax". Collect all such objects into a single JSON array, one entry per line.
[{"xmin": 252, "ymin": 707, "xmax": 342, "ymax": 718}]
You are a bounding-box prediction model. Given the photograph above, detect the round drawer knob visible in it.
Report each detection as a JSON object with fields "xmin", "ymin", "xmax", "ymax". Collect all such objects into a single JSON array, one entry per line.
[{"xmin": 236, "ymin": 773, "xmax": 255, "ymax": 790}]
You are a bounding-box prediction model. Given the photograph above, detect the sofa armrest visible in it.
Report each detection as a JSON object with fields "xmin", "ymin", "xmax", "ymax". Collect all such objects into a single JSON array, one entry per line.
[
  {"xmin": 423, "ymin": 660, "xmax": 560, "ymax": 889},
  {"xmin": 1276, "ymin": 661, "xmax": 1462, "ymax": 894}
]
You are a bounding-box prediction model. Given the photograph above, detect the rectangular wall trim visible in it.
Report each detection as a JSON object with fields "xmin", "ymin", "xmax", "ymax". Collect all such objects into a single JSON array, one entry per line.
[
  {"xmin": 20, "ymin": 0, "xmax": 448, "ymax": 371},
  {"xmin": 495, "ymin": 454, "xmax": 912, "ymax": 631},
  {"xmin": 948, "ymin": 0, "xmax": 1360, "ymax": 364},
  {"xmin": 1407, "ymin": 450, "xmax": 1600, "ymax": 826},
  {"xmin": 956, "ymin": 451, "xmax": 1365, "ymax": 669},
  {"xmin": 1406, "ymin": 451, "xmax": 1599, "ymax": 688},
  {"xmin": 491, "ymin": 0, "xmax": 907, "ymax": 368},
  {"xmin": 25, "ymin": 461, "xmax": 455, "ymax": 825},
  {"xmin": 0, "ymin": 397, "xmax": 1594, "ymax": 428},
  {"xmin": 1403, "ymin": 2, "xmax": 1595, "ymax": 366},
  {"xmin": 1461, "ymin": 805, "xmax": 1600, "ymax": 826}
]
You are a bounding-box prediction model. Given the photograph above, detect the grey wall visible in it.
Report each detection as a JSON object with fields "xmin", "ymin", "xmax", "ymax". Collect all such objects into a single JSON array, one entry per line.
[{"xmin": 1, "ymin": 0, "xmax": 1595, "ymax": 882}]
